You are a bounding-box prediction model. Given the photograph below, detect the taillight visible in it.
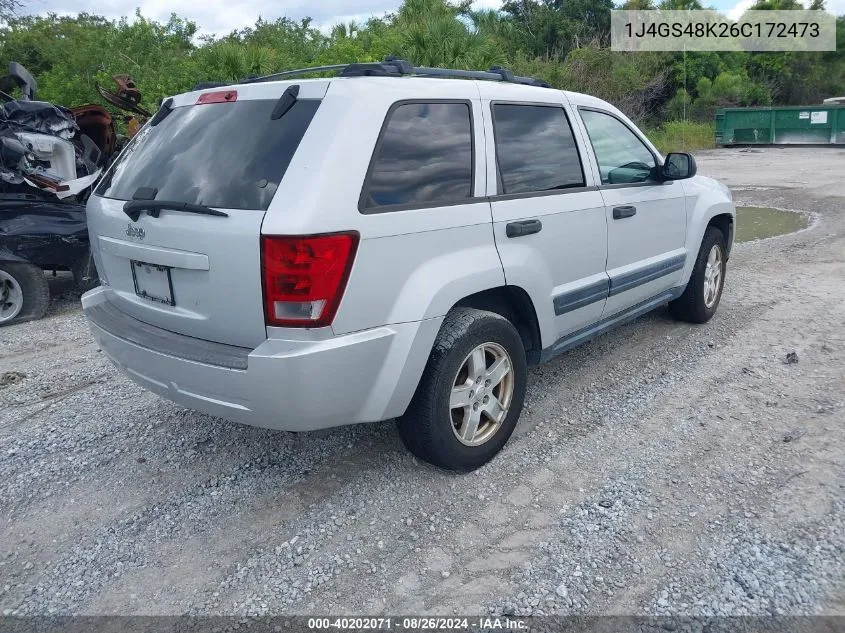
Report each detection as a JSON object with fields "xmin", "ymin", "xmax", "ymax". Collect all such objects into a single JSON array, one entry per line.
[{"xmin": 261, "ymin": 233, "xmax": 359, "ymax": 328}]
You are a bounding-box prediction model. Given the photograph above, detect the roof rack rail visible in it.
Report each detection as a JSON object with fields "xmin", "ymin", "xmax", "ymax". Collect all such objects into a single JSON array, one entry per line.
[{"xmin": 242, "ymin": 57, "xmax": 550, "ymax": 88}]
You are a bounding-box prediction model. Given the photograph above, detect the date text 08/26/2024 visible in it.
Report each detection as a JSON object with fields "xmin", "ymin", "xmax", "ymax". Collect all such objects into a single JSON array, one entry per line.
[{"xmin": 306, "ymin": 617, "xmax": 528, "ymax": 630}]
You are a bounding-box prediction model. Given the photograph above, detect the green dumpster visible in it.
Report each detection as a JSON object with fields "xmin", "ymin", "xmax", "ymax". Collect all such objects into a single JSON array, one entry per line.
[{"xmin": 715, "ymin": 105, "xmax": 845, "ymax": 146}]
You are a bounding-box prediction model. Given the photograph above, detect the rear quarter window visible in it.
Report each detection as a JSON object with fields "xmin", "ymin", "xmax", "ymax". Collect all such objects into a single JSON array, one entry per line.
[
  {"xmin": 95, "ymin": 98, "xmax": 321, "ymax": 211},
  {"xmin": 360, "ymin": 101, "xmax": 474, "ymax": 212}
]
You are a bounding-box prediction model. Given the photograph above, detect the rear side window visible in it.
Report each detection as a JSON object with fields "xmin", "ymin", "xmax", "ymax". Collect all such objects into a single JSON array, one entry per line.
[
  {"xmin": 361, "ymin": 101, "xmax": 473, "ymax": 211},
  {"xmin": 492, "ymin": 104, "xmax": 585, "ymax": 195},
  {"xmin": 95, "ymin": 99, "xmax": 321, "ymax": 210}
]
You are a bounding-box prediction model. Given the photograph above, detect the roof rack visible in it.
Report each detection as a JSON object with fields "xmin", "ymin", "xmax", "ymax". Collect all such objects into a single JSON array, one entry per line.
[{"xmin": 242, "ymin": 57, "xmax": 550, "ymax": 88}]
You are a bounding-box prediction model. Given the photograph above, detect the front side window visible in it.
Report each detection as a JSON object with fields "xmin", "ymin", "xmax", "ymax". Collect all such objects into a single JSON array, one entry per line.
[
  {"xmin": 492, "ymin": 104, "xmax": 585, "ymax": 195},
  {"xmin": 361, "ymin": 102, "xmax": 473, "ymax": 210},
  {"xmin": 580, "ymin": 109, "xmax": 656, "ymax": 185}
]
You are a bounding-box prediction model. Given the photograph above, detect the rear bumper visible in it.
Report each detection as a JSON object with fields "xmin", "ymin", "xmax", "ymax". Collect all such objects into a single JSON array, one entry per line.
[{"xmin": 82, "ymin": 287, "xmax": 442, "ymax": 431}]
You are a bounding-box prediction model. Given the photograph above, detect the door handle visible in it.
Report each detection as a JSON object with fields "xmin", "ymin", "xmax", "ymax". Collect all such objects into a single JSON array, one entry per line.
[
  {"xmin": 612, "ymin": 205, "xmax": 637, "ymax": 220},
  {"xmin": 506, "ymin": 219, "xmax": 543, "ymax": 238}
]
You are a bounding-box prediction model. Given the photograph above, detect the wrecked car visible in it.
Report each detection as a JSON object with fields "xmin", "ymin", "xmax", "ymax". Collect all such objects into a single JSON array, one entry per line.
[
  {"xmin": 0, "ymin": 63, "xmax": 110, "ymax": 198},
  {"xmin": 1, "ymin": 63, "xmax": 145, "ymax": 325},
  {"xmin": 1, "ymin": 192, "xmax": 93, "ymax": 324}
]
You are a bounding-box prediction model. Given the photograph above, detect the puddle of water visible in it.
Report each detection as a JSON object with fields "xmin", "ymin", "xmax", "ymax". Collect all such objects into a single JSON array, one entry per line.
[{"xmin": 735, "ymin": 206, "xmax": 808, "ymax": 243}]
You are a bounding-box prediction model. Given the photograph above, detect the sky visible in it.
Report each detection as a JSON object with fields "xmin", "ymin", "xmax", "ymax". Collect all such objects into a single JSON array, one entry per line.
[{"xmin": 20, "ymin": 0, "xmax": 845, "ymax": 36}]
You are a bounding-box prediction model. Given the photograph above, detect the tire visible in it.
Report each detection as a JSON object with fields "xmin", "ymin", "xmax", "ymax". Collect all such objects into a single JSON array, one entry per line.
[
  {"xmin": 670, "ymin": 226, "xmax": 727, "ymax": 324},
  {"xmin": 397, "ymin": 308, "xmax": 527, "ymax": 471},
  {"xmin": 0, "ymin": 262, "xmax": 50, "ymax": 326},
  {"xmin": 73, "ymin": 250, "xmax": 99, "ymax": 293}
]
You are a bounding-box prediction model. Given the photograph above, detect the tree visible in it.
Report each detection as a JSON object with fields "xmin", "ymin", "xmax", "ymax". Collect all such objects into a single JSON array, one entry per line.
[
  {"xmin": 0, "ymin": 0, "xmax": 842, "ymax": 130},
  {"xmin": 1, "ymin": 0, "xmax": 23, "ymax": 21},
  {"xmin": 0, "ymin": 11, "xmax": 200, "ymax": 108},
  {"xmin": 659, "ymin": 0, "xmax": 703, "ymax": 8},
  {"xmin": 394, "ymin": 0, "xmax": 505, "ymax": 68},
  {"xmin": 502, "ymin": 0, "xmax": 614, "ymax": 58},
  {"xmin": 749, "ymin": 0, "xmax": 803, "ymax": 9},
  {"xmin": 621, "ymin": 0, "xmax": 656, "ymax": 10}
]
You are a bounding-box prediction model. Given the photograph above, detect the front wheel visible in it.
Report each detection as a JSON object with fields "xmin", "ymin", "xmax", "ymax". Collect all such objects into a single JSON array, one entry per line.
[
  {"xmin": 670, "ymin": 226, "xmax": 727, "ymax": 323},
  {"xmin": 397, "ymin": 308, "xmax": 527, "ymax": 471}
]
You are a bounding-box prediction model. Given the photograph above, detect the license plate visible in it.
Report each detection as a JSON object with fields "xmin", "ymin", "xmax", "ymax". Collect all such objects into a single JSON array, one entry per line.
[{"xmin": 131, "ymin": 261, "xmax": 174, "ymax": 306}]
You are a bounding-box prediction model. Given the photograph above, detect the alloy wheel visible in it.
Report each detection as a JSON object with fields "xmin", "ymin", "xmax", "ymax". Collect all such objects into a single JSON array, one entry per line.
[
  {"xmin": 703, "ymin": 244, "xmax": 723, "ymax": 309},
  {"xmin": 449, "ymin": 342, "xmax": 515, "ymax": 446}
]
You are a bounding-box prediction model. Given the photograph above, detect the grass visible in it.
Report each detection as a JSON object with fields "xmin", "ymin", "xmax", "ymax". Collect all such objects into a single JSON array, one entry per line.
[{"xmin": 644, "ymin": 121, "xmax": 716, "ymax": 154}]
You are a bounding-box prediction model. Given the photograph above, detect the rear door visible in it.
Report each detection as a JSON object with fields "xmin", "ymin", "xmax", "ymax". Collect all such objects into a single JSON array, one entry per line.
[
  {"xmin": 480, "ymin": 88, "xmax": 608, "ymax": 347},
  {"xmin": 87, "ymin": 81, "xmax": 328, "ymax": 348},
  {"xmin": 576, "ymin": 107, "xmax": 687, "ymax": 318}
]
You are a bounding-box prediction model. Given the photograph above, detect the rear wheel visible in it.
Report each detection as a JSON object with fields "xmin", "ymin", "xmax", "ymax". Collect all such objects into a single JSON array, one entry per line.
[
  {"xmin": 397, "ymin": 308, "xmax": 527, "ymax": 471},
  {"xmin": 670, "ymin": 226, "xmax": 727, "ymax": 323},
  {"xmin": 0, "ymin": 263, "xmax": 50, "ymax": 326}
]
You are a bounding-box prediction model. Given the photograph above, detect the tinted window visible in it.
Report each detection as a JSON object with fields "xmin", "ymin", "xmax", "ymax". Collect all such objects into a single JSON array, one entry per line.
[
  {"xmin": 362, "ymin": 102, "xmax": 473, "ymax": 209},
  {"xmin": 492, "ymin": 104, "xmax": 585, "ymax": 195},
  {"xmin": 580, "ymin": 109, "xmax": 656, "ymax": 185},
  {"xmin": 95, "ymin": 99, "xmax": 320, "ymax": 210}
]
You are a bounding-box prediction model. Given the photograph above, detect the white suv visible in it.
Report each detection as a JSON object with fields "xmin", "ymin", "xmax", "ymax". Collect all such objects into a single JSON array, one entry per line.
[{"xmin": 82, "ymin": 60, "xmax": 735, "ymax": 471}]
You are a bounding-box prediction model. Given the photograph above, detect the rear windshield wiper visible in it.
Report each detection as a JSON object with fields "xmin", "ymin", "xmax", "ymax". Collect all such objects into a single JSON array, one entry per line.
[{"xmin": 123, "ymin": 199, "xmax": 228, "ymax": 221}]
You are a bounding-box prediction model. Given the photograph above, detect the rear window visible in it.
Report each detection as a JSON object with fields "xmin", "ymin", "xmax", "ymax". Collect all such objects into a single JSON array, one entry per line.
[{"xmin": 95, "ymin": 98, "xmax": 320, "ymax": 210}]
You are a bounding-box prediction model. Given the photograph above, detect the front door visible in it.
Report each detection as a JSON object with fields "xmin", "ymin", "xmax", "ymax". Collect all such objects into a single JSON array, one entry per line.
[{"xmin": 577, "ymin": 108, "xmax": 688, "ymax": 317}]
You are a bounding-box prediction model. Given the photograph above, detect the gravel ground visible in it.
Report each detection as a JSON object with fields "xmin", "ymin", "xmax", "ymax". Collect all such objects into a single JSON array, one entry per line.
[{"xmin": 0, "ymin": 147, "xmax": 843, "ymax": 617}]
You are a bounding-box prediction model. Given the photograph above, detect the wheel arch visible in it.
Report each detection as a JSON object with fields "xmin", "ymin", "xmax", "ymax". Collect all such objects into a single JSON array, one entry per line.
[
  {"xmin": 381, "ymin": 284, "xmax": 542, "ymax": 422},
  {"xmin": 681, "ymin": 195, "xmax": 735, "ymax": 286},
  {"xmin": 452, "ymin": 285, "xmax": 543, "ymax": 365},
  {"xmin": 707, "ymin": 213, "xmax": 734, "ymax": 259}
]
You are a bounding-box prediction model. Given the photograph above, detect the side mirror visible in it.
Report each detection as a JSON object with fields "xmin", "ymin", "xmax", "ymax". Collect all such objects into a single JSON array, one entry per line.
[{"xmin": 661, "ymin": 152, "xmax": 697, "ymax": 181}]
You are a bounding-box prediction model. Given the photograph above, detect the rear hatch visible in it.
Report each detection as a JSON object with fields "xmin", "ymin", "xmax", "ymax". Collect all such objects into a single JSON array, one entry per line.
[{"xmin": 87, "ymin": 80, "xmax": 327, "ymax": 348}]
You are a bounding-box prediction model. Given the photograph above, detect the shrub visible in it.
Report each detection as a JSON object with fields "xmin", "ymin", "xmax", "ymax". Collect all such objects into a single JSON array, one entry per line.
[{"xmin": 644, "ymin": 120, "xmax": 716, "ymax": 154}]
